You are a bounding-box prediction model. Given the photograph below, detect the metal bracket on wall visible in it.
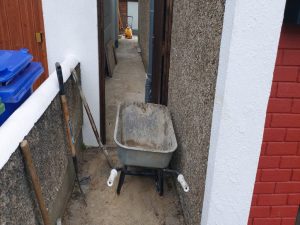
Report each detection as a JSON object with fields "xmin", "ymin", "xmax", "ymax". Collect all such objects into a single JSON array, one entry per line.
[{"xmin": 35, "ymin": 32, "xmax": 43, "ymax": 43}]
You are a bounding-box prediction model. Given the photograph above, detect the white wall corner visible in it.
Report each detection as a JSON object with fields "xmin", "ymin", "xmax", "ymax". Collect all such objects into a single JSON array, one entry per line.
[
  {"xmin": 201, "ymin": 1, "xmax": 286, "ymax": 225},
  {"xmin": 42, "ymin": 0, "xmax": 99, "ymax": 146}
]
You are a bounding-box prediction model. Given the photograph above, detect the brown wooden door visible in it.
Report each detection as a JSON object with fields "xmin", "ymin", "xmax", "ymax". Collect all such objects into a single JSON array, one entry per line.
[{"xmin": 0, "ymin": 0, "xmax": 48, "ymax": 88}]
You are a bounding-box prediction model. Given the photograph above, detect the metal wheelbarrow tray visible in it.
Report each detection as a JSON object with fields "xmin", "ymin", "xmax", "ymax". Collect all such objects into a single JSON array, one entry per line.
[{"xmin": 114, "ymin": 102, "xmax": 177, "ymax": 169}]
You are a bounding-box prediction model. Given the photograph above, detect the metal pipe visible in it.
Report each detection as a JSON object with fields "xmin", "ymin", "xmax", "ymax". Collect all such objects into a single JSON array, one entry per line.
[
  {"xmin": 114, "ymin": 0, "xmax": 119, "ymax": 48},
  {"xmin": 145, "ymin": 0, "xmax": 155, "ymax": 102},
  {"xmin": 163, "ymin": 168, "xmax": 190, "ymax": 192},
  {"xmin": 107, "ymin": 166, "xmax": 189, "ymax": 193},
  {"xmin": 163, "ymin": 168, "xmax": 180, "ymax": 176}
]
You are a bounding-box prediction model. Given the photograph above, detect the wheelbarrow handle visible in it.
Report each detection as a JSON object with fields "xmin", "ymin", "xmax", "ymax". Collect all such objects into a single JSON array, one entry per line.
[{"xmin": 177, "ymin": 174, "xmax": 190, "ymax": 193}]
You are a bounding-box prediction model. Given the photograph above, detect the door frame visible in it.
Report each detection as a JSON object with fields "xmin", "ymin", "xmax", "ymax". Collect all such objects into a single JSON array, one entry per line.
[
  {"xmin": 98, "ymin": 0, "xmax": 174, "ymax": 143},
  {"xmin": 151, "ymin": 0, "xmax": 173, "ymax": 105},
  {"xmin": 98, "ymin": 0, "xmax": 106, "ymax": 144}
]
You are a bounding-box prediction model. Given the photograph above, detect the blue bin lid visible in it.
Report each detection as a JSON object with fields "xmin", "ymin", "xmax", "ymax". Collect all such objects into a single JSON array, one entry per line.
[
  {"xmin": 0, "ymin": 48, "xmax": 33, "ymax": 83},
  {"xmin": 0, "ymin": 62, "xmax": 44, "ymax": 103}
]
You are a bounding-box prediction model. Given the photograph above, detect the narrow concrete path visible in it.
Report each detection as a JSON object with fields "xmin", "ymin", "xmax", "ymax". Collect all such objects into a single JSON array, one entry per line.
[{"xmin": 105, "ymin": 36, "xmax": 146, "ymax": 145}]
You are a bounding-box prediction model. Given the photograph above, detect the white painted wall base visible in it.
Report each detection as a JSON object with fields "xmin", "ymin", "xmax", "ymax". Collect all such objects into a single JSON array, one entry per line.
[
  {"xmin": 42, "ymin": 0, "xmax": 99, "ymax": 146},
  {"xmin": 201, "ymin": 1, "xmax": 286, "ymax": 225}
]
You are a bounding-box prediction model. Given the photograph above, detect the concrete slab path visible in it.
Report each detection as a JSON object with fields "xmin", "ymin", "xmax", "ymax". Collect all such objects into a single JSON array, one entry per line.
[{"xmin": 105, "ymin": 36, "xmax": 146, "ymax": 145}]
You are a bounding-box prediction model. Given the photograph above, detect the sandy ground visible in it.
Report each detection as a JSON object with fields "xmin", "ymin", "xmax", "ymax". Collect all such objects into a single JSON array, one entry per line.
[
  {"xmin": 63, "ymin": 37, "xmax": 185, "ymax": 225},
  {"xmin": 62, "ymin": 149, "xmax": 185, "ymax": 225}
]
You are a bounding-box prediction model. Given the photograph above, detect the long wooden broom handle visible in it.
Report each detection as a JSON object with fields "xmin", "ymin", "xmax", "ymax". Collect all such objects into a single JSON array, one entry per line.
[
  {"xmin": 60, "ymin": 95, "xmax": 77, "ymax": 157},
  {"xmin": 20, "ymin": 140, "xmax": 51, "ymax": 225}
]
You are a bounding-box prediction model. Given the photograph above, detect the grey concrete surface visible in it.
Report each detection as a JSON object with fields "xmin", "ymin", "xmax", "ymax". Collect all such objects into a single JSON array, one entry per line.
[
  {"xmin": 105, "ymin": 36, "xmax": 146, "ymax": 145},
  {"xmin": 0, "ymin": 66, "xmax": 83, "ymax": 225},
  {"xmin": 138, "ymin": 0, "xmax": 150, "ymax": 71},
  {"xmin": 168, "ymin": 1, "xmax": 225, "ymax": 225}
]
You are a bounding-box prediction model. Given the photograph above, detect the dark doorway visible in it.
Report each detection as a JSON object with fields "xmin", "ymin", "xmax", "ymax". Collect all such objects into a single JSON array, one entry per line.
[
  {"xmin": 98, "ymin": 0, "xmax": 174, "ymax": 143},
  {"xmin": 151, "ymin": 0, "xmax": 173, "ymax": 105}
]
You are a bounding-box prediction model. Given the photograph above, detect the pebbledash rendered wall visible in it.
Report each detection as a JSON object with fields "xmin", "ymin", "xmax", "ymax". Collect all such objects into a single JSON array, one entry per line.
[
  {"xmin": 138, "ymin": 0, "xmax": 150, "ymax": 71},
  {"xmin": 0, "ymin": 67, "xmax": 83, "ymax": 225},
  {"xmin": 248, "ymin": 25, "xmax": 300, "ymax": 225},
  {"xmin": 167, "ymin": 0, "xmax": 225, "ymax": 224}
]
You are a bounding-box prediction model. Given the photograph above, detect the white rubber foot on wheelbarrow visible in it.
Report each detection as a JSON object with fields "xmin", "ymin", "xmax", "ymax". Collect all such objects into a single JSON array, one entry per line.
[
  {"xmin": 177, "ymin": 174, "xmax": 190, "ymax": 192},
  {"xmin": 107, "ymin": 169, "xmax": 118, "ymax": 187}
]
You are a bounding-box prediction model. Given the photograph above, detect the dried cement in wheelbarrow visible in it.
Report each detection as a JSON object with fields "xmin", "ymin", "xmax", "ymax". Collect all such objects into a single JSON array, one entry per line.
[{"xmin": 114, "ymin": 102, "xmax": 177, "ymax": 168}]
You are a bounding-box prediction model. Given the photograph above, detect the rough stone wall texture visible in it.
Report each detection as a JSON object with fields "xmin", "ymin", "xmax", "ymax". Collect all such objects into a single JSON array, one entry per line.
[
  {"xmin": 0, "ymin": 66, "xmax": 83, "ymax": 225},
  {"xmin": 138, "ymin": 0, "xmax": 149, "ymax": 71},
  {"xmin": 168, "ymin": 1, "xmax": 225, "ymax": 224}
]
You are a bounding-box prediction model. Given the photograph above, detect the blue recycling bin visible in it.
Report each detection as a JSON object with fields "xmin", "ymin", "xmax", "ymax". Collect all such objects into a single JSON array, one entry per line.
[
  {"xmin": 0, "ymin": 49, "xmax": 44, "ymax": 125},
  {"xmin": 0, "ymin": 48, "xmax": 33, "ymax": 85}
]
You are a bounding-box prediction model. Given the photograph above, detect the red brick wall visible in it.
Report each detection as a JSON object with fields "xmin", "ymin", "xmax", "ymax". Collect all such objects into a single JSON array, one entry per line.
[
  {"xmin": 248, "ymin": 25, "xmax": 300, "ymax": 225},
  {"xmin": 119, "ymin": 0, "xmax": 127, "ymax": 31}
]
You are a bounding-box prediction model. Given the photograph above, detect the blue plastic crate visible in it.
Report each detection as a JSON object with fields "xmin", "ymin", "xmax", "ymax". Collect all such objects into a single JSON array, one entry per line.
[
  {"xmin": 0, "ymin": 62, "xmax": 43, "ymax": 125},
  {"xmin": 0, "ymin": 48, "xmax": 33, "ymax": 84}
]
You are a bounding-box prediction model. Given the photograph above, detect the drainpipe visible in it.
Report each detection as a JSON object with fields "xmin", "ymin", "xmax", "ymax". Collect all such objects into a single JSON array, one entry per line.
[
  {"xmin": 115, "ymin": 0, "xmax": 119, "ymax": 48},
  {"xmin": 145, "ymin": 0, "xmax": 154, "ymax": 103}
]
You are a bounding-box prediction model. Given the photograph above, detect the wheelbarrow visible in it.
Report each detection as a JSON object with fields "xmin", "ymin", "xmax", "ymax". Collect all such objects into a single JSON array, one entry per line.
[{"xmin": 107, "ymin": 102, "xmax": 189, "ymax": 195}]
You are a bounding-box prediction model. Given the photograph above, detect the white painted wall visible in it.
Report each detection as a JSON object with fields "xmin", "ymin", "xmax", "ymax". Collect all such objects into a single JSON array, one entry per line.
[
  {"xmin": 42, "ymin": 0, "xmax": 99, "ymax": 146},
  {"xmin": 201, "ymin": 1, "xmax": 286, "ymax": 225},
  {"xmin": 128, "ymin": 2, "xmax": 138, "ymax": 30}
]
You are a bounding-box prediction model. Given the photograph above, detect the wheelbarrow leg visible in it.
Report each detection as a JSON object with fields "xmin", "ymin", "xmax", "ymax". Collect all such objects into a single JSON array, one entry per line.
[
  {"xmin": 158, "ymin": 169, "xmax": 164, "ymax": 196},
  {"xmin": 117, "ymin": 167, "xmax": 126, "ymax": 195}
]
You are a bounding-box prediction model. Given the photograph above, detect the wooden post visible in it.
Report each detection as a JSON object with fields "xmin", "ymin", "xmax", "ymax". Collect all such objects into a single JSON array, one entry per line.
[{"xmin": 20, "ymin": 140, "xmax": 51, "ymax": 225}]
